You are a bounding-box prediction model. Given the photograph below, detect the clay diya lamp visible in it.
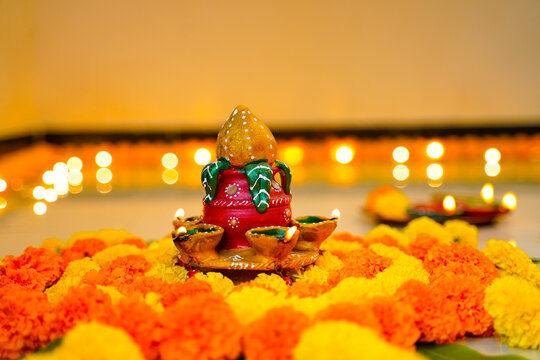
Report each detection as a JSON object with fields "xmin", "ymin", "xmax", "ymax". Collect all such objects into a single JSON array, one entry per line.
[
  {"xmin": 245, "ymin": 226, "xmax": 299, "ymax": 263},
  {"xmin": 172, "ymin": 224, "xmax": 224, "ymax": 261},
  {"xmin": 172, "ymin": 208, "xmax": 202, "ymax": 230},
  {"xmin": 293, "ymin": 209, "xmax": 339, "ymax": 251}
]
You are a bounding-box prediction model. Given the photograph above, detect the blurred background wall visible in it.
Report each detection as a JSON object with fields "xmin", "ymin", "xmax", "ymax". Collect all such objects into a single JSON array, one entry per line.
[{"xmin": 1, "ymin": 0, "xmax": 539, "ymax": 140}]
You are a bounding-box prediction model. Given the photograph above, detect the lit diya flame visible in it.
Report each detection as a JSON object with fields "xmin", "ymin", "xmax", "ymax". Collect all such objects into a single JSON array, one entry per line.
[
  {"xmin": 501, "ymin": 192, "xmax": 517, "ymax": 211},
  {"xmin": 481, "ymin": 183, "xmax": 494, "ymax": 204},
  {"xmin": 175, "ymin": 208, "xmax": 185, "ymax": 219},
  {"xmin": 330, "ymin": 208, "xmax": 341, "ymax": 220},
  {"xmin": 176, "ymin": 226, "xmax": 187, "ymax": 236},
  {"xmin": 442, "ymin": 195, "xmax": 456, "ymax": 214},
  {"xmin": 285, "ymin": 226, "xmax": 297, "ymax": 241}
]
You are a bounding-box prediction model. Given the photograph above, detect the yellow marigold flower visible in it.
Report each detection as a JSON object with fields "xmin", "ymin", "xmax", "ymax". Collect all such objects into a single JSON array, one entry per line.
[
  {"xmin": 144, "ymin": 292, "xmax": 164, "ymax": 312},
  {"xmin": 194, "ymin": 271, "xmax": 235, "ymax": 296},
  {"xmin": 45, "ymin": 257, "xmax": 100, "ymax": 304},
  {"xmin": 483, "ymin": 239, "xmax": 540, "ymax": 288},
  {"xmin": 315, "ymin": 251, "xmax": 344, "ymax": 272},
  {"xmin": 40, "ymin": 237, "xmax": 65, "ymax": 253},
  {"xmin": 143, "ymin": 236, "xmax": 179, "ymax": 266},
  {"xmin": 251, "ymin": 273, "xmax": 288, "ymax": 293},
  {"xmin": 25, "ymin": 321, "xmax": 145, "ymax": 360},
  {"xmin": 226, "ymin": 286, "xmax": 290, "ymax": 325},
  {"xmin": 485, "ymin": 276, "xmax": 540, "ymax": 349},
  {"xmin": 365, "ymin": 185, "xmax": 411, "ymax": 222},
  {"xmin": 444, "ymin": 219, "xmax": 478, "ymax": 248},
  {"xmin": 320, "ymin": 239, "xmax": 363, "ymax": 254},
  {"xmin": 92, "ymin": 244, "xmax": 142, "ymax": 267},
  {"xmin": 292, "ymin": 295, "xmax": 331, "ymax": 317},
  {"xmin": 66, "ymin": 229, "xmax": 142, "ymax": 247},
  {"xmin": 294, "ymin": 321, "xmax": 424, "ymax": 360},
  {"xmin": 293, "ymin": 264, "xmax": 331, "ymax": 285},
  {"xmin": 365, "ymin": 224, "xmax": 410, "ymax": 247},
  {"xmin": 403, "ymin": 216, "xmax": 453, "ymax": 244},
  {"xmin": 96, "ymin": 285, "xmax": 125, "ymax": 303},
  {"xmin": 146, "ymin": 262, "xmax": 187, "ymax": 283}
]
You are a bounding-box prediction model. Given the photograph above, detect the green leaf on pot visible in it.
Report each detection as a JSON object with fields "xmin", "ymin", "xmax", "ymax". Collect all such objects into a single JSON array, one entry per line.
[
  {"xmin": 244, "ymin": 159, "xmax": 273, "ymax": 213},
  {"xmin": 416, "ymin": 344, "xmax": 529, "ymax": 360},
  {"xmin": 275, "ymin": 160, "xmax": 292, "ymax": 194},
  {"xmin": 201, "ymin": 157, "xmax": 231, "ymax": 204}
]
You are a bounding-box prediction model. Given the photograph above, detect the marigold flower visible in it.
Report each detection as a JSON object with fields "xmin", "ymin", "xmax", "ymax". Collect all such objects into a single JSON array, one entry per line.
[
  {"xmin": 364, "ymin": 224, "xmax": 410, "ymax": 248},
  {"xmin": 287, "ymin": 281, "xmax": 332, "ymax": 298},
  {"xmin": 122, "ymin": 237, "xmax": 148, "ymax": 249},
  {"xmin": 159, "ymin": 293, "xmax": 242, "ymax": 360},
  {"xmin": 194, "ymin": 271, "xmax": 235, "ymax": 296},
  {"xmin": 444, "ymin": 219, "xmax": 478, "ymax": 248},
  {"xmin": 319, "ymin": 238, "xmax": 364, "ymax": 255},
  {"xmin": 484, "ymin": 276, "xmax": 540, "ymax": 349},
  {"xmin": 227, "ymin": 286, "xmax": 290, "ymax": 325},
  {"xmin": 45, "ymin": 257, "xmax": 100, "ymax": 304},
  {"xmin": 369, "ymin": 296, "xmax": 420, "ymax": 348},
  {"xmin": 61, "ymin": 238, "xmax": 107, "ymax": 265},
  {"xmin": 160, "ymin": 277, "xmax": 213, "ymax": 308},
  {"xmin": 146, "ymin": 262, "xmax": 187, "ymax": 283},
  {"xmin": 39, "ymin": 237, "xmax": 64, "ymax": 254},
  {"xmin": 329, "ymin": 232, "xmax": 365, "ymax": 243},
  {"xmin": 314, "ymin": 303, "xmax": 382, "ymax": 333},
  {"xmin": 403, "ymin": 216, "xmax": 453, "ymax": 244},
  {"xmin": 0, "ymin": 246, "xmax": 63, "ymax": 291},
  {"xmin": 483, "ymin": 239, "xmax": 540, "ymax": 287},
  {"xmin": 83, "ymin": 254, "xmax": 151, "ymax": 289},
  {"xmin": 143, "ymin": 236, "xmax": 179, "ymax": 266},
  {"xmin": 293, "ymin": 321, "xmax": 423, "ymax": 360},
  {"xmin": 244, "ymin": 307, "xmax": 311, "ymax": 360},
  {"xmin": 92, "ymin": 244, "xmax": 143, "ymax": 267},
  {"xmin": 365, "ymin": 185, "xmax": 411, "ymax": 222},
  {"xmin": 0, "ymin": 284, "xmax": 54, "ymax": 359},
  {"xmin": 328, "ymin": 247, "xmax": 393, "ymax": 285},
  {"xmin": 407, "ymin": 234, "xmax": 439, "ymax": 261}
]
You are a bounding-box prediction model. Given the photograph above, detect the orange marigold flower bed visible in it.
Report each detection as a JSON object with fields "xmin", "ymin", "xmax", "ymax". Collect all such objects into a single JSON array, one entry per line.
[
  {"xmin": 61, "ymin": 238, "xmax": 108, "ymax": 265},
  {"xmin": 82, "ymin": 254, "xmax": 151, "ymax": 289},
  {"xmin": 160, "ymin": 278, "xmax": 213, "ymax": 308},
  {"xmin": 0, "ymin": 246, "xmax": 63, "ymax": 291},
  {"xmin": 328, "ymin": 248, "xmax": 393, "ymax": 285},
  {"xmin": 314, "ymin": 302, "xmax": 382, "ymax": 333},
  {"xmin": 122, "ymin": 238, "xmax": 148, "ymax": 249},
  {"xmin": 407, "ymin": 235, "xmax": 439, "ymax": 261},
  {"xmin": 244, "ymin": 306, "xmax": 311, "ymax": 360},
  {"xmin": 159, "ymin": 293, "xmax": 242, "ymax": 360},
  {"xmin": 0, "ymin": 284, "xmax": 54, "ymax": 359},
  {"xmin": 370, "ymin": 296, "xmax": 420, "ymax": 348}
]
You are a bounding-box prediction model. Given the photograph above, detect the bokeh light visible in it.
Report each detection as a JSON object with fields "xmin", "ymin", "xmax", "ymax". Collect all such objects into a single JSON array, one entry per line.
[
  {"xmin": 0, "ymin": 179, "xmax": 6, "ymax": 192},
  {"xmin": 44, "ymin": 188, "xmax": 58, "ymax": 202},
  {"xmin": 162, "ymin": 169, "xmax": 179, "ymax": 184},
  {"xmin": 95, "ymin": 151, "xmax": 112, "ymax": 167},
  {"xmin": 43, "ymin": 171, "xmax": 55, "ymax": 185},
  {"xmin": 194, "ymin": 148, "xmax": 212, "ymax": 166},
  {"xmin": 392, "ymin": 146, "xmax": 409, "ymax": 163},
  {"xmin": 502, "ymin": 192, "xmax": 517, "ymax": 211},
  {"xmin": 480, "ymin": 183, "xmax": 494, "ymax": 204},
  {"xmin": 335, "ymin": 146, "xmax": 354, "ymax": 164},
  {"xmin": 33, "ymin": 202, "xmax": 47, "ymax": 215},
  {"xmin": 426, "ymin": 141, "xmax": 444, "ymax": 159},
  {"xmin": 97, "ymin": 183, "xmax": 112, "ymax": 194},
  {"xmin": 33, "ymin": 186, "xmax": 46, "ymax": 200},
  {"xmin": 442, "ymin": 195, "xmax": 456, "ymax": 213},
  {"xmin": 426, "ymin": 163, "xmax": 443, "ymax": 180},
  {"xmin": 0, "ymin": 197, "xmax": 6, "ymax": 209},
  {"xmin": 484, "ymin": 148, "xmax": 501, "ymax": 163},
  {"xmin": 392, "ymin": 165, "xmax": 409, "ymax": 181},
  {"xmin": 282, "ymin": 145, "xmax": 304, "ymax": 166},
  {"xmin": 96, "ymin": 168, "xmax": 113, "ymax": 184},
  {"xmin": 67, "ymin": 157, "xmax": 83, "ymax": 171},
  {"xmin": 161, "ymin": 153, "xmax": 179, "ymax": 169},
  {"xmin": 67, "ymin": 171, "xmax": 83, "ymax": 186},
  {"xmin": 53, "ymin": 162, "xmax": 69, "ymax": 179},
  {"xmin": 54, "ymin": 181, "xmax": 69, "ymax": 196},
  {"xmin": 485, "ymin": 162, "xmax": 501, "ymax": 177}
]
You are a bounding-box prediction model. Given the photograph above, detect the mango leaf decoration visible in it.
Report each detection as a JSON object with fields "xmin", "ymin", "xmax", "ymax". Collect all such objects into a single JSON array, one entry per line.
[
  {"xmin": 275, "ymin": 160, "xmax": 291, "ymax": 194},
  {"xmin": 244, "ymin": 159, "xmax": 273, "ymax": 213},
  {"xmin": 202, "ymin": 157, "xmax": 231, "ymax": 204}
]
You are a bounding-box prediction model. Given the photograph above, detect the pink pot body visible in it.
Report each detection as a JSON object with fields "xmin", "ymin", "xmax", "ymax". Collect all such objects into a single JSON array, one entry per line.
[{"xmin": 202, "ymin": 169, "xmax": 292, "ymax": 249}]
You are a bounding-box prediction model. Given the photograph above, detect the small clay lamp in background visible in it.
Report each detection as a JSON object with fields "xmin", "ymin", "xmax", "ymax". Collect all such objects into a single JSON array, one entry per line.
[
  {"xmin": 172, "ymin": 208, "xmax": 202, "ymax": 230},
  {"xmin": 172, "ymin": 224, "xmax": 224, "ymax": 262},
  {"xmin": 293, "ymin": 209, "xmax": 339, "ymax": 251},
  {"xmin": 245, "ymin": 226, "xmax": 299, "ymax": 263}
]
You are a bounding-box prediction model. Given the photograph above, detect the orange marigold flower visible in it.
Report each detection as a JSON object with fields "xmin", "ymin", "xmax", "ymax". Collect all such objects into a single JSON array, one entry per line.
[
  {"xmin": 370, "ymin": 296, "xmax": 420, "ymax": 349},
  {"xmin": 83, "ymin": 254, "xmax": 151, "ymax": 289},
  {"xmin": 244, "ymin": 306, "xmax": 311, "ymax": 360},
  {"xmin": 0, "ymin": 246, "xmax": 63, "ymax": 291},
  {"xmin": 122, "ymin": 238, "xmax": 148, "ymax": 249},
  {"xmin": 50, "ymin": 285, "xmax": 114, "ymax": 337},
  {"xmin": 0, "ymin": 284, "xmax": 54, "ymax": 359},
  {"xmin": 160, "ymin": 277, "xmax": 213, "ymax": 308},
  {"xmin": 407, "ymin": 235, "xmax": 439, "ymax": 261},
  {"xmin": 61, "ymin": 238, "xmax": 108, "ymax": 265},
  {"xmin": 315, "ymin": 303, "xmax": 382, "ymax": 333},
  {"xmin": 328, "ymin": 248, "xmax": 393, "ymax": 285},
  {"xmin": 105, "ymin": 296, "xmax": 162, "ymax": 360},
  {"xmin": 424, "ymin": 242, "xmax": 499, "ymax": 285},
  {"xmin": 330, "ymin": 232, "xmax": 366, "ymax": 243},
  {"xmin": 364, "ymin": 234, "xmax": 407, "ymax": 251},
  {"xmin": 159, "ymin": 293, "xmax": 242, "ymax": 360},
  {"xmin": 287, "ymin": 281, "xmax": 332, "ymax": 298},
  {"xmin": 122, "ymin": 276, "xmax": 168, "ymax": 297}
]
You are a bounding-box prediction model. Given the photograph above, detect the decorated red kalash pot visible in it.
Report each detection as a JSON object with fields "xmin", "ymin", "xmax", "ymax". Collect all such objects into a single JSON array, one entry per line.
[{"xmin": 172, "ymin": 105, "xmax": 338, "ymax": 271}]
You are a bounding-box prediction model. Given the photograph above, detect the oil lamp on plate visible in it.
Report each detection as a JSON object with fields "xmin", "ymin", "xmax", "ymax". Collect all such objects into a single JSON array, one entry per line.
[{"xmin": 171, "ymin": 105, "xmax": 338, "ymax": 271}]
